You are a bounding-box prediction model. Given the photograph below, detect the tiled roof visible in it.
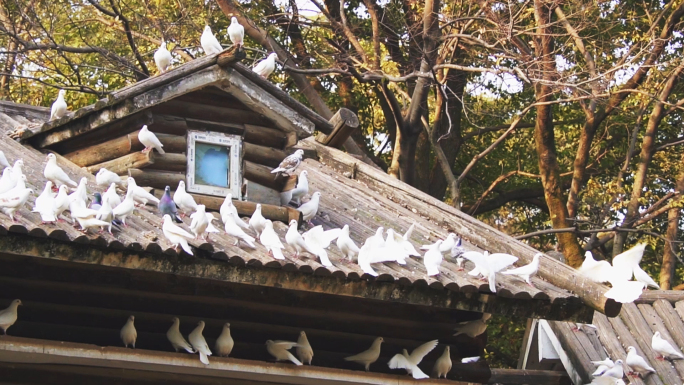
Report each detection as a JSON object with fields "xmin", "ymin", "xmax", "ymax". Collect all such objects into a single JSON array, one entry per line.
[{"xmin": 0, "ymin": 99, "xmax": 589, "ymax": 321}]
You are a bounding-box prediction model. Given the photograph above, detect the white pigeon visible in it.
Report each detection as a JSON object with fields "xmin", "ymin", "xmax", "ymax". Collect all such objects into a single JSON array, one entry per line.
[
  {"xmin": 112, "ymin": 186, "xmax": 136, "ymax": 226},
  {"xmin": 625, "ymin": 346, "xmax": 655, "ymax": 376},
  {"xmin": 453, "ymin": 313, "xmax": 491, "ymax": 338},
  {"xmin": 0, "ymin": 151, "xmax": 10, "ymax": 168},
  {"xmin": 367, "ymin": 227, "xmax": 386, "ymax": 249},
  {"xmin": 96, "ymin": 196, "xmax": 114, "ymax": 233},
  {"xmin": 0, "ymin": 299, "xmax": 21, "ymax": 335},
  {"xmin": 173, "ymin": 180, "xmax": 197, "ymax": 214},
  {"xmin": 224, "ymin": 214, "xmax": 256, "ymax": 248},
  {"xmin": 10, "ymin": 159, "xmax": 23, "ymax": 185},
  {"xmin": 189, "ymin": 204, "xmax": 209, "ymax": 240},
  {"xmin": 69, "ymin": 177, "xmax": 88, "ymax": 204},
  {"xmin": 588, "ymin": 377, "xmax": 625, "ymax": 385},
  {"xmin": 302, "ymin": 225, "xmax": 341, "ymax": 267},
  {"xmin": 421, "ymin": 233, "xmax": 456, "ymax": 254},
  {"xmin": 205, "ymin": 212, "xmax": 220, "ymax": 234},
  {"xmin": 423, "ymin": 240, "xmax": 443, "ymax": 276},
  {"xmin": 200, "ymin": 25, "xmax": 223, "ymax": 55},
  {"xmin": 271, "ymin": 149, "xmax": 303, "ymax": 177},
  {"xmin": 336, "ymin": 224, "xmax": 360, "ymax": 262},
  {"xmin": 167, "ymin": 317, "xmax": 194, "ymax": 353},
  {"xmin": 612, "ymin": 243, "xmax": 660, "ymax": 289},
  {"xmin": 357, "ymin": 243, "xmax": 378, "ymax": 276},
  {"xmin": 227, "ymin": 17, "xmax": 244, "ymax": 47},
  {"xmin": 461, "ymin": 251, "xmax": 518, "ymax": 293},
  {"xmin": 388, "ymin": 340, "xmax": 438, "ymax": 379},
  {"xmin": 260, "ymin": 219, "xmax": 285, "ymax": 260},
  {"xmin": 53, "ymin": 185, "xmax": 70, "ymax": 219},
  {"xmin": 138, "ymin": 125, "xmax": 165, "ymax": 154},
  {"xmin": 50, "ymin": 89, "xmax": 67, "ymax": 120},
  {"xmin": 286, "ymin": 219, "xmax": 316, "ymax": 258},
  {"xmin": 188, "ymin": 321, "xmax": 212, "ymax": 365},
  {"xmin": 154, "ymin": 40, "xmax": 172, "ymax": 74},
  {"xmin": 280, "ymin": 189, "xmax": 293, "ymax": 207},
  {"xmin": 369, "ymin": 229, "xmax": 408, "ymax": 265},
  {"xmin": 604, "ymin": 279, "xmax": 645, "ymax": 303},
  {"xmin": 599, "ymin": 359, "xmax": 624, "ymax": 379},
  {"xmin": 253, "ymin": 52, "xmax": 278, "ymax": 78},
  {"xmin": 591, "ymin": 357, "xmax": 614, "ymax": 376},
  {"xmin": 0, "ymin": 187, "xmax": 32, "ymax": 221},
  {"xmin": 132, "ymin": 181, "xmax": 160, "ymax": 206},
  {"xmin": 162, "ymin": 215, "xmax": 194, "ymax": 255},
  {"xmin": 298, "ymin": 192, "xmax": 321, "ymax": 224},
  {"xmin": 502, "ymin": 253, "xmax": 541, "ymax": 286},
  {"xmin": 390, "ymin": 224, "xmax": 420, "ymax": 257},
  {"xmin": 32, "ymin": 181, "xmax": 57, "ymax": 223},
  {"xmin": 578, "ymin": 251, "xmax": 613, "ymax": 283},
  {"xmin": 103, "ymin": 183, "xmax": 122, "ymax": 208},
  {"xmin": 344, "ymin": 337, "xmax": 384, "ymax": 371},
  {"xmin": 96, "ymin": 168, "xmax": 122, "ymax": 186},
  {"xmin": 220, "ymin": 193, "xmax": 250, "ymax": 231},
  {"xmin": 652, "ymin": 331, "xmax": 684, "ymax": 360},
  {"xmin": 461, "ymin": 356, "xmax": 480, "ymax": 363},
  {"xmin": 44, "ymin": 153, "xmax": 77, "ymax": 188},
  {"xmin": 266, "ymin": 340, "xmax": 302, "ymax": 365},
  {"xmin": 290, "ymin": 170, "xmax": 309, "ymax": 206},
  {"xmin": 249, "ymin": 203, "xmax": 267, "ymax": 237},
  {"xmin": 0, "ymin": 167, "xmax": 15, "ymax": 194}
]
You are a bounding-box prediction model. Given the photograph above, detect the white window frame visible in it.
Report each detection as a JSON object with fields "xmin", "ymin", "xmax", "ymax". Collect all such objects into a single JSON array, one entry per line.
[{"xmin": 186, "ymin": 130, "xmax": 242, "ymax": 199}]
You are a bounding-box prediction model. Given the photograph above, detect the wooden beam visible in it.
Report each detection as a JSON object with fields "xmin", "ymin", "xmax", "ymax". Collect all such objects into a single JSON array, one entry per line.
[
  {"xmin": 128, "ymin": 168, "xmax": 184, "ymax": 189},
  {"xmin": 30, "ymin": 66, "xmax": 227, "ymax": 148},
  {"xmin": 216, "ymin": 45, "xmax": 247, "ymax": 68},
  {"xmin": 0, "ymin": 337, "xmax": 474, "ymax": 385},
  {"xmin": 244, "ymin": 124, "xmax": 288, "ymax": 149},
  {"xmin": 243, "ymin": 142, "xmax": 289, "ymax": 168},
  {"xmin": 64, "ymin": 130, "xmax": 185, "ymax": 167},
  {"xmin": 636, "ymin": 290, "xmax": 684, "ymax": 304},
  {"xmin": 244, "ymin": 161, "xmax": 296, "ymax": 192},
  {"xmin": 152, "ymin": 100, "xmax": 273, "ymax": 127},
  {"xmin": 488, "ymin": 369, "xmax": 571, "ymax": 385},
  {"xmin": 229, "ymin": 63, "xmax": 335, "ymax": 135},
  {"xmin": 309, "ymin": 139, "xmax": 620, "ymax": 318},
  {"xmin": 86, "ymin": 152, "xmax": 153, "ymax": 175},
  {"xmin": 217, "ymin": 70, "xmax": 315, "ymax": 138},
  {"xmin": 315, "ymin": 108, "xmax": 359, "ymax": 149}
]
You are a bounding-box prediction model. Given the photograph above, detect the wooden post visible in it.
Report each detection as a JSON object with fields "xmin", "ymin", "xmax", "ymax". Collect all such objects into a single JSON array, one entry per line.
[
  {"xmin": 128, "ymin": 168, "xmax": 184, "ymax": 189},
  {"xmin": 314, "ymin": 108, "xmax": 359, "ymax": 148},
  {"xmin": 216, "ymin": 46, "xmax": 247, "ymax": 68},
  {"xmin": 244, "ymin": 161, "xmax": 297, "ymax": 192}
]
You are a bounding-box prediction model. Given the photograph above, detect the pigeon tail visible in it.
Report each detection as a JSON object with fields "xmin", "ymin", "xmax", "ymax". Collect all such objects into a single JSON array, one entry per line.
[
  {"xmin": 287, "ymin": 352, "xmax": 303, "ymax": 366},
  {"xmin": 199, "ymin": 351, "xmax": 209, "ymax": 365},
  {"xmin": 272, "ymin": 248, "xmax": 285, "ymax": 260},
  {"xmin": 179, "ymin": 239, "xmax": 194, "ymax": 255}
]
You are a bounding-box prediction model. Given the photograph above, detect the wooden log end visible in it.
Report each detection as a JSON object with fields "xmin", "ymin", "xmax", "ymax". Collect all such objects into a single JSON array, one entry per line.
[
  {"xmin": 217, "ymin": 46, "xmax": 247, "ymax": 68},
  {"xmin": 603, "ymin": 299, "xmax": 622, "ymax": 318}
]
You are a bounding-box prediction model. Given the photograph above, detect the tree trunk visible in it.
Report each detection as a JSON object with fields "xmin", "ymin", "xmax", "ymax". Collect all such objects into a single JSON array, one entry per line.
[
  {"xmin": 660, "ymin": 154, "xmax": 684, "ymax": 289},
  {"xmin": 613, "ymin": 58, "xmax": 684, "ymax": 256},
  {"xmin": 533, "ymin": 0, "xmax": 583, "ymax": 267}
]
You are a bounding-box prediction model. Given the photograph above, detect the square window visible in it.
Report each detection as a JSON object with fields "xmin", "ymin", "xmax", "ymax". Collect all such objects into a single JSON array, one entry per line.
[{"xmin": 186, "ymin": 130, "xmax": 242, "ymax": 199}]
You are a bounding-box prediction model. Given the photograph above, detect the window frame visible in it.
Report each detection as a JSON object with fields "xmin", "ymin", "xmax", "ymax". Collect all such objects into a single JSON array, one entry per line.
[{"xmin": 186, "ymin": 130, "xmax": 242, "ymax": 199}]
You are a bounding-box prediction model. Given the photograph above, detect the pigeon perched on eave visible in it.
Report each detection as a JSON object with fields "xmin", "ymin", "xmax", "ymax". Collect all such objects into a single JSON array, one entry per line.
[
  {"xmin": 227, "ymin": 17, "xmax": 244, "ymax": 47},
  {"xmin": 0, "ymin": 299, "xmax": 21, "ymax": 335},
  {"xmin": 253, "ymin": 53, "xmax": 278, "ymax": 78},
  {"xmin": 344, "ymin": 337, "xmax": 383, "ymax": 371},
  {"xmin": 50, "ymin": 89, "xmax": 67, "ymax": 120},
  {"xmin": 388, "ymin": 340, "xmax": 438, "ymax": 379},
  {"xmin": 189, "ymin": 321, "xmax": 212, "ymax": 365},
  {"xmin": 266, "ymin": 340, "xmax": 302, "ymax": 365},
  {"xmin": 159, "ymin": 186, "xmax": 182, "ymax": 223},
  {"xmin": 167, "ymin": 317, "xmax": 194, "ymax": 354},
  {"xmin": 215, "ymin": 323, "xmax": 234, "ymax": 357},
  {"xmin": 44, "ymin": 153, "xmax": 77, "ymax": 188},
  {"xmin": 120, "ymin": 315, "xmax": 137, "ymax": 348},
  {"xmin": 271, "ymin": 149, "xmax": 303, "ymax": 177},
  {"xmin": 200, "ymin": 25, "xmax": 223, "ymax": 55},
  {"xmin": 154, "ymin": 40, "xmax": 172, "ymax": 74}
]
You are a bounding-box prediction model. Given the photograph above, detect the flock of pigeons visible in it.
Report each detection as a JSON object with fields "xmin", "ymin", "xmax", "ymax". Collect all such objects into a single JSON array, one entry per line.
[
  {"xmin": 0, "ymin": 298, "xmax": 482, "ymax": 379},
  {"xmin": 587, "ymin": 331, "xmax": 684, "ymax": 385},
  {"xmin": 48, "ymin": 17, "xmax": 276, "ymax": 122}
]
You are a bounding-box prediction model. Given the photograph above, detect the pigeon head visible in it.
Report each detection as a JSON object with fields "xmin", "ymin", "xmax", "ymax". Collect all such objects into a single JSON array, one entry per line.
[
  {"xmin": 127, "ymin": 177, "xmax": 136, "ymax": 186},
  {"xmin": 265, "ymin": 340, "xmax": 273, "ymax": 345},
  {"xmin": 171, "ymin": 316, "xmax": 179, "ymax": 323},
  {"xmin": 165, "ymin": 186, "xmax": 171, "ymax": 193},
  {"xmin": 654, "ymin": 332, "xmax": 661, "ymax": 338},
  {"xmin": 196, "ymin": 204, "xmax": 206, "ymax": 213},
  {"xmin": 160, "ymin": 40, "xmax": 166, "ymax": 49},
  {"xmin": 11, "ymin": 299, "xmax": 21, "ymax": 307},
  {"xmin": 445, "ymin": 346, "xmax": 450, "ymax": 352},
  {"xmin": 264, "ymin": 219, "xmax": 273, "ymax": 229},
  {"xmin": 141, "ymin": 124, "xmax": 149, "ymax": 132},
  {"xmin": 197, "ymin": 320, "xmax": 205, "ymax": 327},
  {"xmin": 178, "ymin": 180, "xmax": 185, "ymax": 189},
  {"xmin": 289, "ymin": 219, "xmax": 298, "ymax": 227},
  {"xmin": 231, "ymin": 16, "xmax": 239, "ymax": 23},
  {"xmin": 268, "ymin": 52, "xmax": 278, "ymax": 60},
  {"xmin": 342, "ymin": 224, "xmax": 349, "ymax": 232},
  {"xmin": 312, "ymin": 192, "xmax": 321, "ymax": 199},
  {"xmin": 204, "ymin": 25, "xmax": 212, "ymax": 33},
  {"xmin": 58, "ymin": 89, "xmax": 66, "ymax": 97},
  {"xmin": 129, "ymin": 315, "xmax": 135, "ymax": 321},
  {"xmin": 294, "ymin": 149, "xmax": 304, "ymax": 157},
  {"xmin": 93, "ymin": 192, "xmax": 102, "ymax": 204},
  {"xmin": 615, "ymin": 359, "xmax": 623, "ymax": 365},
  {"xmin": 627, "ymin": 346, "xmax": 636, "ymax": 352},
  {"xmin": 162, "ymin": 214, "xmax": 172, "ymax": 223},
  {"xmin": 300, "ymin": 170, "xmax": 308, "ymax": 177},
  {"xmin": 435, "ymin": 240, "xmax": 443, "ymax": 247},
  {"xmin": 300, "ymin": 331, "xmax": 306, "ymax": 336},
  {"xmin": 46, "ymin": 153, "xmax": 56, "ymax": 162},
  {"xmin": 224, "ymin": 323, "xmax": 230, "ymax": 328}
]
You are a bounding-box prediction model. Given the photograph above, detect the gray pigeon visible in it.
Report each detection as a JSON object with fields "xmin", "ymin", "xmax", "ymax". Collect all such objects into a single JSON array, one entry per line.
[
  {"xmin": 90, "ymin": 192, "xmax": 103, "ymax": 211},
  {"xmin": 159, "ymin": 186, "xmax": 182, "ymax": 223}
]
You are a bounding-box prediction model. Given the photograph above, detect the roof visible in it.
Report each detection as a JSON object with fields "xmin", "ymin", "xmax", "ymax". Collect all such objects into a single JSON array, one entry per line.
[
  {"xmin": 0, "ymin": 99, "xmax": 602, "ymax": 322},
  {"xmin": 549, "ymin": 291, "xmax": 684, "ymax": 385}
]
